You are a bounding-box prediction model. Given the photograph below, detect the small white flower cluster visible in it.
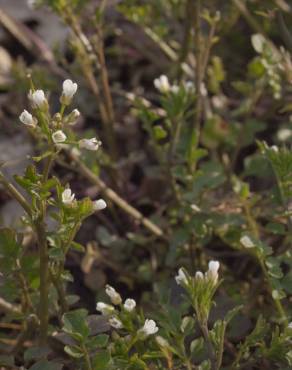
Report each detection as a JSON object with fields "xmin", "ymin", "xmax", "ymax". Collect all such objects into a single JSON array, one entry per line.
[
  {"xmin": 175, "ymin": 260, "xmax": 220, "ymax": 286},
  {"xmin": 19, "ymin": 79, "xmax": 101, "ymax": 152},
  {"xmin": 96, "ymin": 286, "xmax": 136, "ymax": 320},
  {"xmin": 96, "ymin": 285, "xmax": 158, "ymax": 337},
  {"xmin": 154, "ymin": 75, "xmax": 179, "ymax": 94},
  {"xmin": 154, "ymin": 75, "xmax": 196, "ymax": 95},
  {"xmin": 61, "ymin": 187, "xmax": 106, "ymax": 212}
]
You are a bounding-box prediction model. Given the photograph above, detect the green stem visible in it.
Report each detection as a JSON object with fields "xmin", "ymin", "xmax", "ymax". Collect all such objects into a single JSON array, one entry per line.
[
  {"xmin": 35, "ymin": 212, "xmax": 49, "ymax": 345},
  {"xmin": 200, "ymin": 321, "xmax": 217, "ymax": 370},
  {"xmin": 259, "ymin": 258, "xmax": 287, "ymax": 325},
  {"xmin": 82, "ymin": 343, "xmax": 93, "ymax": 370},
  {"xmin": 243, "ymin": 199, "xmax": 287, "ymax": 324}
]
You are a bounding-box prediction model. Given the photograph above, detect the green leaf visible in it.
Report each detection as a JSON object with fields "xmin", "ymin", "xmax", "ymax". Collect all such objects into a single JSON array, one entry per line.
[
  {"xmin": 32, "ymin": 150, "xmax": 54, "ymax": 163},
  {"xmin": 28, "ymin": 360, "xmax": 63, "ymax": 370},
  {"xmin": 225, "ymin": 305, "xmax": 243, "ymax": 324},
  {"xmin": 64, "ymin": 345, "xmax": 84, "ymax": 358},
  {"xmin": 92, "ymin": 350, "xmax": 111, "ymax": 370},
  {"xmin": 70, "ymin": 241, "xmax": 85, "ymax": 252},
  {"xmin": 88, "ymin": 334, "xmax": 109, "ymax": 349},
  {"xmin": 153, "ymin": 125, "xmax": 167, "ymax": 140},
  {"xmin": 0, "ymin": 228, "xmax": 21, "ymax": 272},
  {"xmin": 190, "ymin": 337, "xmax": 204, "ymax": 357},
  {"xmin": 62, "ymin": 309, "xmax": 89, "ymax": 339},
  {"xmin": 24, "ymin": 346, "xmax": 51, "ymax": 362}
]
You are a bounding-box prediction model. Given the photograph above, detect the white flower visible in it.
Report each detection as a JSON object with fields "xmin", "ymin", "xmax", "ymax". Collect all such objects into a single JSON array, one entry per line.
[
  {"xmin": 62, "ymin": 188, "xmax": 75, "ymax": 205},
  {"xmin": 61, "ymin": 79, "xmax": 78, "ymax": 104},
  {"xmin": 63, "ymin": 79, "xmax": 78, "ymax": 98},
  {"xmin": 19, "ymin": 110, "xmax": 37, "ymax": 128},
  {"xmin": 271, "ymin": 145, "xmax": 279, "ymax": 152},
  {"xmin": 277, "ymin": 128, "xmax": 292, "ymax": 141},
  {"xmin": 288, "ymin": 322, "xmax": 292, "ymax": 329},
  {"xmin": 105, "ymin": 285, "xmax": 122, "ymax": 305},
  {"xmin": 29, "ymin": 89, "xmax": 47, "ymax": 109},
  {"xmin": 191, "ymin": 204, "xmax": 201, "ymax": 213},
  {"xmin": 96, "ymin": 302, "xmax": 115, "ymax": 315},
  {"xmin": 52, "ymin": 130, "xmax": 67, "ymax": 144},
  {"xmin": 175, "ymin": 268, "xmax": 188, "ymax": 286},
  {"xmin": 139, "ymin": 319, "xmax": 158, "ymax": 337},
  {"xmin": 154, "ymin": 75, "xmax": 170, "ymax": 93},
  {"xmin": 124, "ymin": 298, "xmax": 136, "ymax": 312},
  {"xmin": 240, "ymin": 235, "xmax": 255, "ymax": 248},
  {"xmin": 170, "ymin": 84, "xmax": 179, "ymax": 94},
  {"xmin": 109, "ymin": 317, "xmax": 123, "ymax": 329},
  {"xmin": 195, "ymin": 271, "xmax": 204, "ymax": 280},
  {"xmin": 207, "ymin": 260, "xmax": 220, "ymax": 283},
  {"xmin": 93, "ymin": 199, "xmax": 107, "ymax": 211},
  {"xmin": 79, "ymin": 138, "xmax": 101, "ymax": 151}
]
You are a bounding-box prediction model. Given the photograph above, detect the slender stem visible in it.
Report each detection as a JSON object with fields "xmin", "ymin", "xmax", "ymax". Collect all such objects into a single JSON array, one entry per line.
[
  {"xmin": 49, "ymin": 269, "xmax": 68, "ymax": 314},
  {"xmin": 82, "ymin": 342, "xmax": 93, "ymax": 370},
  {"xmin": 0, "ymin": 173, "xmax": 31, "ymax": 216},
  {"xmin": 35, "ymin": 217, "xmax": 49, "ymax": 345},
  {"xmin": 259, "ymin": 258, "xmax": 287, "ymax": 325},
  {"xmin": 94, "ymin": 26, "xmax": 116, "ymax": 148},
  {"xmin": 9, "ymin": 314, "xmax": 38, "ymax": 355},
  {"xmin": 177, "ymin": 0, "xmax": 195, "ymax": 80},
  {"xmin": 0, "ymin": 297, "xmax": 21, "ymax": 315},
  {"xmin": 200, "ymin": 321, "xmax": 217, "ymax": 370},
  {"xmin": 242, "ymin": 199, "xmax": 287, "ymax": 324},
  {"xmin": 62, "ymin": 6, "xmax": 117, "ymax": 160}
]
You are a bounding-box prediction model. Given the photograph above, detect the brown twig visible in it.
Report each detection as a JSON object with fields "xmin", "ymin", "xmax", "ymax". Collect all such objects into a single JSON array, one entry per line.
[
  {"xmin": 66, "ymin": 150, "xmax": 164, "ymax": 239},
  {"xmin": 0, "ymin": 297, "xmax": 21, "ymax": 315}
]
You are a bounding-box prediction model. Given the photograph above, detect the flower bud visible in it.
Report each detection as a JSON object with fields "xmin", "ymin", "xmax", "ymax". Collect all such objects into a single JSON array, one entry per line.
[
  {"xmin": 79, "ymin": 138, "xmax": 101, "ymax": 151},
  {"xmin": 105, "ymin": 285, "xmax": 122, "ymax": 305},
  {"xmin": 207, "ymin": 260, "xmax": 220, "ymax": 284},
  {"xmin": 93, "ymin": 199, "xmax": 107, "ymax": 211},
  {"xmin": 195, "ymin": 271, "xmax": 204, "ymax": 280},
  {"xmin": 52, "ymin": 130, "xmax": 67, "ymax": 144},
  {"xmin": 96, "ymin": 302, "xmax": 115, "ymax": 315},
  {"xmin": 61, "ymin": 79, "xmax": 78, "ymax": 105},
  {"xmin": 62, "ymin": 188, "xmax": 75, "ymax": 205},
  {"xmin": 175, "ymin": 268, "xmax": 188, "ymax": 286},
  {"xmin": 29, "ymin": 89, "xmax": 48, "ymax": 110},
  {"xmin": 19, "ymin": 110, "xmax": 37, "ymax": 128},
  {"xmin": 66, "ymin": 109, "xmax": 80, "ymax": 125},
  {"xmin": 123, "ymin": 298, "xmax": 136, "ymax": 312},
  {"xmin": 154, "ymin": 75, "xmax": 170, "ymax": 93}
]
